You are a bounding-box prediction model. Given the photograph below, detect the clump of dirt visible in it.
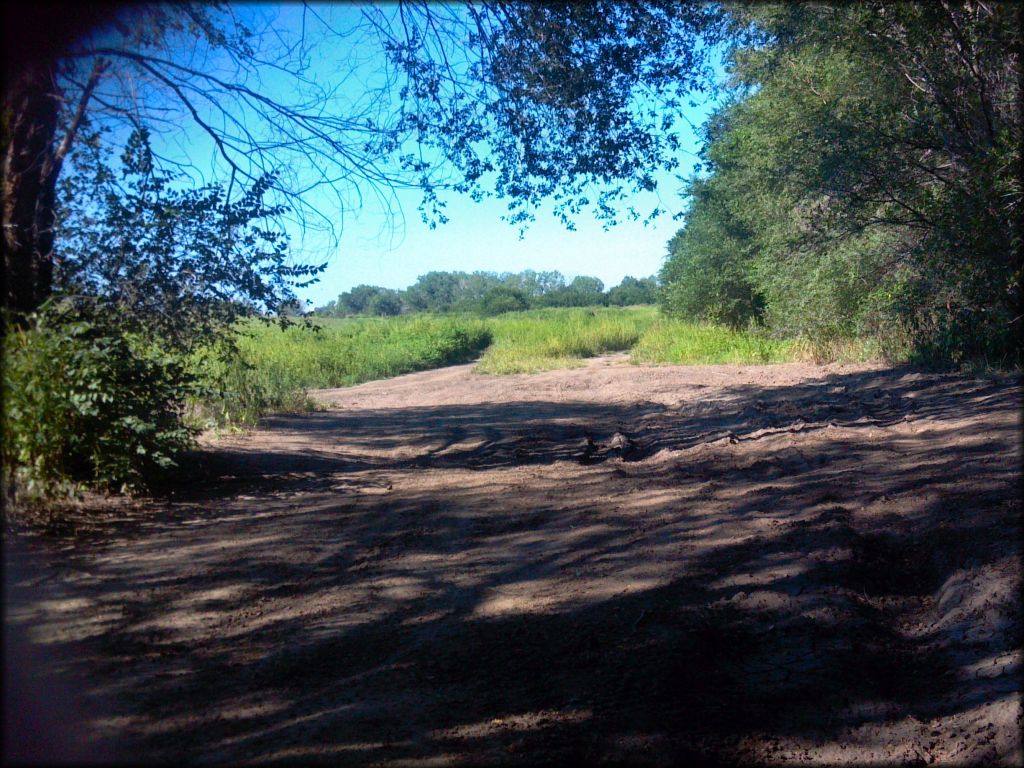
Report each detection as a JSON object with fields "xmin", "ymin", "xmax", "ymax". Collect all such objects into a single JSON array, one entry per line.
[{"xmin": 4, "ymin": 358, "xmax": 1021, "ymax": 765}]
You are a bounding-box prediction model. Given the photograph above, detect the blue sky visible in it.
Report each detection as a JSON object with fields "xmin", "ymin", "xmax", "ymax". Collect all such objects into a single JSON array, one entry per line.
[
  {"xmin": 145, "ymin": 4, "xmax": 725, "ymax": 310},
  {"xmin": 294, "ymin": 144, "xmax": 710, "ymax": 310}
]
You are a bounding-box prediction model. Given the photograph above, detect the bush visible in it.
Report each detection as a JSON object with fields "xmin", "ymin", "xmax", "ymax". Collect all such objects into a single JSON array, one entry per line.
[
  {"xmin": 366, "ymin": 292, "xmax": 404, "ymax": 316},
  {"xmin": 2, "ymin": 306, "xmax": 198, "ymax": 499},
  {"xmin": 480, "ymin": 286, "xmax": 529, "ymax": 316}
]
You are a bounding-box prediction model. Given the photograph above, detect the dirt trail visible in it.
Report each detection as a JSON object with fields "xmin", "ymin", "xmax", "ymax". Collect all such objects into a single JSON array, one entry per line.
[{"xmin": 4, "ymin": 357, "xmax": 1022, "ymax": 765}]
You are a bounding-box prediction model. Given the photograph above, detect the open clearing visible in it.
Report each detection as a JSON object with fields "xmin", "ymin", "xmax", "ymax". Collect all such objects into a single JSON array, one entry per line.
[{"xmin": 5, "ymin": 356, "xmax": 1021, "ymax": 765}]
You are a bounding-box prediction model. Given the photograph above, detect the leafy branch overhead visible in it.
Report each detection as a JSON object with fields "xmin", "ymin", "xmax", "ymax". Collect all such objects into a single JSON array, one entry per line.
[
  {"xmin": 3, "ymin": 1, "xmax": 724, "ymax": 321},
  {"xmin": 56, "ymin": 127, "xmax": 324, "ymax": 353}
]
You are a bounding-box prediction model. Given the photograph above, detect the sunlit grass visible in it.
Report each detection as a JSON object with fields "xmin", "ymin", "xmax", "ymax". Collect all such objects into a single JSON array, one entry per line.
[
  {"xmin": 190, "ymin": 314, "xmax": 491, "ymax": 425},
  {"xmin": 236, "ymin": 314, "xmax": 492, "ymax": 387},
  {"xmin": 630, "ymin": 319, "xmax": 796, "ymax": 365},
  {"xmin": 195, "ymin": 306, "xmax": 881, "ymax": 426},
  {"xmin": 788, "ymin": 334, "xmax": 883, "ymax": 364},
  {"xmin": 474, "ymin": 306, "xmax": 658, "ymax": 374}
]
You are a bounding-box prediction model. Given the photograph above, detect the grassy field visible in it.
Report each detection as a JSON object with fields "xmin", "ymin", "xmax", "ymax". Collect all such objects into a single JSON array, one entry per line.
[
  {"xmin": 475, "ymin": 306, "xmax": 659, "ymax": 373},
  {"xmin": 631, "ymin": 318, "xmax": 795, "ymax": 365},
  {"xmin": 190, "ymin": 315, "xmax": 491, "ymax": 425},
  {"xmin": 194, "ymin": 307, "xmax": 828, "ymax": 425}
]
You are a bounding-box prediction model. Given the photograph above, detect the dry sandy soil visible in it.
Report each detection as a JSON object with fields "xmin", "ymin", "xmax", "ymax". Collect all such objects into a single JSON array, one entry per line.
[{"xmin": 4, "ymin": 356, "xmax": 1022, "ymax": 765}]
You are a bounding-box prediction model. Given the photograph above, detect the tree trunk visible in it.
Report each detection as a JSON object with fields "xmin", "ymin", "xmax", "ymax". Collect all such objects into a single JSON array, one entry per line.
[
  {"xmin": 2, "ymin": 63, "xmax": 60, "ymax": 321},
  {"xmin": 2, "ymin": 3, "xmax": 120, "ymax": 324}
]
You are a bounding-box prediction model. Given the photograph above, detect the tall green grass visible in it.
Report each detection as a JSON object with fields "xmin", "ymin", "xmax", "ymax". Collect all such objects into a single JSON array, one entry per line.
[
  {"xmin": 238, "ymin": 315, "xmax": 491, "ymax": 387},
  {"xmin": 194, "ymin": 307, "xmax": 879, "ymax": 425},
  {"xmin": 475, "ymin": 306, "xmax": 658, "ymax": 373},
  {"xmin": 630, "ymin": 319, "xmax": 796, "ymax": 365},
  {"xmin": 191, "ymin": 315, "xmax": 491, "ymax": 425}
]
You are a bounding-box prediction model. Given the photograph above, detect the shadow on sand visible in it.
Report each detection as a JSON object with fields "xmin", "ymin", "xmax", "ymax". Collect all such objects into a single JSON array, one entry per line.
[{"xmin": 5, "ymin": 366, "xmax": 1021, "ymax": 764}]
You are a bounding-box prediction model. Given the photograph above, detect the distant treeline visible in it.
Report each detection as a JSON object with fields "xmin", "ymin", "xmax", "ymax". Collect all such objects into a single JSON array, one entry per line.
[{"xmin": 313, "ymin": 270, "xmax": 658, "ymax": 317}]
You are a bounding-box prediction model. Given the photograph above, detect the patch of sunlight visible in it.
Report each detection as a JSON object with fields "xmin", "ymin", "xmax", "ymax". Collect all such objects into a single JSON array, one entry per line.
[
  {"xmin": 576, "ymin": 577, "xmax": 670, "ymax": 602},
  {"xmin": 218, "ymin": 698, "xmax": 292, "ymax": 722},
  {"xmin": 135, "ymin": 609, "xmax": 223, "ymax": 633},
  {"xmin": 716, "ymin": 589, "xmax": 805, "ymax": 613},
  {"xmin": 625, "ymin": 489, "xmax": 682, "ymax": 509},
  {"xmin": 37, "ymin": 597, "xmax": 94, "ymax": 614},
  {"xmin": 371, "ymin": 575, "xmax": 431, "ymax": 602},
  {"xmin": 262, "ymin": 743, "xmax": 411, "ymax": 762},
  {"xmin": 436, "ymin": 707, "xmax": 593, "ymax": 740},
  {"xmin": 710, "ymin": 562, "xmax": 809, "ymax": 590},
  {"xmin": 131, "ymin": 533, "xmax": 288, "ymax": 564},
  {"xmin": 23, "ymin": 598, "xmax": 122, "ymax": 643},
  {"xmin": 474, "ymin": 593, "xmax": 560, "ymax": 617},
  {"xmin": 474, "ymin": 576, "xmax": 668, "ymax": 618},
  {"xmin": 143, "ymin": 702, "xmax": 357, "ymax": 739},
  {"xmin": 29, "ymin": 610, "xmax": 122, "ymax": 644},
  {"xmin": 957, "ymin": 650, "xmax": 1020, "ymax": 681},
  {"xmin": 398, "ymin": 553, "xmax": 455, "ymax": 570},
  {"xmin": 188, "ymin": 584, "xmax": 251, "ymax": 604}
]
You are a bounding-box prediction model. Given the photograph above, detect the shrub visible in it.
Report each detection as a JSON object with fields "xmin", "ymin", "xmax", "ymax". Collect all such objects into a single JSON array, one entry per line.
[
  {"xmin": 2, "ymin": 306, "xmax": 197, "ymax": 499},
  {"xmin": 480, "ymin": 286, "xmax": 529, "ymax": 316},
  {"xmin": 366, "ymin": 292, "xmax": 404, "ymax": 316}
]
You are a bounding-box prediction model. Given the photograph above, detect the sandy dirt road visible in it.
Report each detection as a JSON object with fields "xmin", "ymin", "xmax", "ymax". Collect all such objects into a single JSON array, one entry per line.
[{"xmin": 4, "ymin": 356, "xmax": 1021, "ymax": 765}]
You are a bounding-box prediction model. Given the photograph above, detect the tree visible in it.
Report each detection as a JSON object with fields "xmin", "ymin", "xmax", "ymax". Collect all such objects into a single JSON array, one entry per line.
[
  {"xmin": 607, "ymin": 275, "xmax": 658, "ymax": 306},
  {"xmin": 539, "ymin": 275, "xmax": 607, "ymax": 308},
  {"xmin": 2, "ymin": 4, "xmax": 125, "ymax": 319},
  {"xmin": 480, "ymin": 286, "xmax": 529, "ymax": 316},
  {"xmin": 3, "ymin": 1, "xmax": 726, "ymax": 324},
  {"xmin": 458, "ymin": 272, "xmax": 506, "ymax": 311},
  {"xmin": 56, "ymin": 127, "xmax": 322, "ymax": 352},
  {"xmin": 366, "ymin": 290, "xmax": 403, "ymax": 317},
  {"xmin": 338, "ymin": 285, "xmax": 389, "ymax": 316},
  {"xmin": 405, "ymin": 271, "xmax": 460, "ymax": 313},
  {"xmin": 659, "ymin": 174, "xmax": 764, "ymax": 329},
  {"xmin": 660, "ymin": 1, "xmax": 1021, "ymax": 362},
  {"xmin": 510, "ymin": 270, "xmax": 567, "ymax": 301}
]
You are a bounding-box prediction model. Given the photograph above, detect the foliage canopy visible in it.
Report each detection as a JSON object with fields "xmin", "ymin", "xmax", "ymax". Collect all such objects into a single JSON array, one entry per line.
[
  {"xmin": 659, "ymin": 1, "xmax": 1022, "ymax": 364},
  {"xmin": 56, "ymin": 127, "xmax": 323, "ymax": 353}
]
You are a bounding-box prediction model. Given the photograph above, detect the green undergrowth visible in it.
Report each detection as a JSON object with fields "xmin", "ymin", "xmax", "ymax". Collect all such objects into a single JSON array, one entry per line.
[
  {"xmin": 630, "ymin": 320, "xmax": 797, "ymax": 365},
  {"xmin": 2, "ymin": 309, "xmax": 198, "ymax": 500},
  {"xmin": 197, "ymin": 308, "xmax": 868, "ymax": 427},
  {"xmin": 190, "ymin": 315, "xmax": 492, "ymax": 426},
  {"xmin": 474, "ymin": 306, "xmax": 658, "ymax": 373}
]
